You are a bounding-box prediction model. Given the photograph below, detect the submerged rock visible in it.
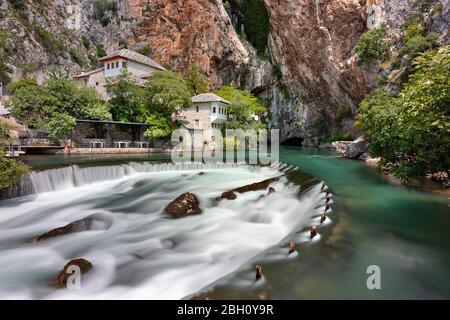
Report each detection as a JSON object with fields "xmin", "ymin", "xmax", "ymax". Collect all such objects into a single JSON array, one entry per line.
[
  {"xmin": 164, "ymin": 192, "xmax": 202, "ymax": 218},
  {"xmin": 52, "ymin": 258, "xmax": 93, "ymax": 288},
  {"xmin": 216, "ymin": 177, "xmax": 280, "ymax": 201},
  {"xmin": 31, "ymin": 216, "xmax": 96, "ymax": 243},
  {"xmin": 268, "ymin": 187, "xmax": 276, "ymax": 194}
]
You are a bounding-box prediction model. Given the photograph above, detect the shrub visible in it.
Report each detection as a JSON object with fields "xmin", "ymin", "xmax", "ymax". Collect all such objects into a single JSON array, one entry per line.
[
  {"xmin": 93, "ymin": 0, "xmax": 118, "ymax": 27},
  {"xmin": 356, "ymin": 46, "xmax": 450, "ymax": 179},
  {"xmin": 33, "ymin": 23, "xmax": 64, "ymax": 54},
  {"xmin": 69, "ymin": 48, "xmax": 83, "ymax": 66},
  {"xmin": 400, "ymin": 14, "xmax": 438, "ymax": 58},
  {"xmin": 81, "ymin": 36, "xmax": 90, "ymax": 49},
  {"xmin": 354, "ymin": 25, "xmax": 391, "ymax": 65},
  {"xmin": 96, "ymin": 44, "xmax": 107, "ymax": 58}
]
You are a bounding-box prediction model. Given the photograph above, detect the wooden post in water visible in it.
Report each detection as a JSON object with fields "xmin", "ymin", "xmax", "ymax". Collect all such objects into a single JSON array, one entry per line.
[
  {"xmin": 289, "ymin": 240, "xmax": 295, "ymax": 254},
  {"xmin": 255, "ymin": 265, "xmax": 262, "ymax": 281}
]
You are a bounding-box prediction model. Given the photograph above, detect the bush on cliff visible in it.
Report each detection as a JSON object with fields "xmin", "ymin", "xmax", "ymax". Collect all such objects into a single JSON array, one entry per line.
[
  {"xmin": 356, "ymin": 46, "xmax": 450, "ymax": 180},
  {"xmin": 354, "ymin": 25, "xmax": 391, "ymax": 65}
]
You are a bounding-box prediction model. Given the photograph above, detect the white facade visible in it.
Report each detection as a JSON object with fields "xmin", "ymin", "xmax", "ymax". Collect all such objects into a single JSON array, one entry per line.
[{"xmin": 73, "ymin": 49, "xmax": 165, "ymax": 100}]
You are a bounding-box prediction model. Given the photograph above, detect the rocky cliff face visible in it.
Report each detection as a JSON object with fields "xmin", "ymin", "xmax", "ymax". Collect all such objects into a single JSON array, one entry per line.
[
  {"xmin": 266, "ymin": 0, "xmax": 375, "ymax": 143},
  {"xmin": 1, "ymin": 0, "xmax": 448, "ymax": 143}
]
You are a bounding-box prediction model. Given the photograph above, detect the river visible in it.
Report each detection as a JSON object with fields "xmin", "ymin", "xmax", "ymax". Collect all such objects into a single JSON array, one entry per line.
[{"xmin": 0, "ymin": 147, "xmax": 448, "ymax": 299}]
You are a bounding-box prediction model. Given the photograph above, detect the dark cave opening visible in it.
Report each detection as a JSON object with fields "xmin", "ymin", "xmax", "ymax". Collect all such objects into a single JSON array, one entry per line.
[{"xmin": 281, "ymin": 137, "xmax": 304, "ymax": 147}]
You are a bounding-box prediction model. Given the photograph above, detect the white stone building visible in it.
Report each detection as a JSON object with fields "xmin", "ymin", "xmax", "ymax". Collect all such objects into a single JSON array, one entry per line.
[
  {"xmin": 73, "ymin": 49, "xmax": 165, "ymax": 100},
  {"xmin": 174, "ymin": 93, "xmax": 230, "ymax": 144}
]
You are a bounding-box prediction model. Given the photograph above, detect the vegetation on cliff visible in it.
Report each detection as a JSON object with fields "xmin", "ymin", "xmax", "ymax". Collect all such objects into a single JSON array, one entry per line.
[
  {"xmin": 227, "ymin": 0, "xmax": 270, "ymax": 56},
  {"xmin": 356, "ymin": 45, "xmax": 450, "ymax": 180},
  {"xmin": 216, "ymin": 86, "xmax": 268, "ymax": 130}
]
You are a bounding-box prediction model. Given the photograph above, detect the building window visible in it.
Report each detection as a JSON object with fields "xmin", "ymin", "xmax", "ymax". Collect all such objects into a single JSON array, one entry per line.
[
  {"xmin": 116, "ymin": 61, "xmax": 119, "ymax": 68},
  {"xmin": 213, "ymin": 107, "xmax": 216, "ymax": 113},
  {"xmin": 196, "ymin": 106, "xmax": 199, "ymax": 112},
  {"xmin": 123, "ymin": 61, "xmax": 127, "ymax": 68},
  {"xmin": 107, "ymin": 63, "xmax": 110, "ymax": 70},
  {"xmin": 96, "ymin": 82, "xmax": 99, "ymax": 86}
]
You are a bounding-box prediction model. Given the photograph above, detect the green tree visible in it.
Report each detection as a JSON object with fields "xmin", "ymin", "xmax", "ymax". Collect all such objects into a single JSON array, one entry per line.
[
  {"xmin": 215, "ymin": 86, "xmax": 268, "ymax": 130},
  {"xmin": 183, "ymin": 65, "xmax": 209, "ymax": 95},
  {"xmin": 144, "ymin": 70, "xmax": 192, "ymax": 117},
  {"xmin": 45, "ymin": 113, "xmax": 77, "ymax": 140},
  {"xmin": 0, "ymin": 122, "xmax": 29, "ymax": 190},
  {"xmin": 144, "ymin": 113, "xmax": 176, "ymax": 139},
  {"xmin": 354, "ymin": 25, "xmax": 391, "ymax": 65},
  {"xmin": 107, "ymin": 70, "xmax": 147, "ymax": 122},
  {"xmin": 8, "ymin": 76, "xmax": 111, "ymax": 136},
  {"xmin": 356, "ymin": 45, "xmax": 450, "ymax": 179}
]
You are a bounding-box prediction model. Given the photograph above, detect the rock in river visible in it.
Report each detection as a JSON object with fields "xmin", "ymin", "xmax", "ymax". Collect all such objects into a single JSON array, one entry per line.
[
  {"xmin": 216, "ymin": 177, "xmax": 280, "ymax": 201},
  {"xmin": 164, "ymin": 192, "xmax": 202, "ymax": 218},
  {"xmin": 52, "ymin": 258, "xmax": 93, "ymax": 288},
  {"xmin": 30, "ymin": 216, "xmax": 96, "ymax": 243}
]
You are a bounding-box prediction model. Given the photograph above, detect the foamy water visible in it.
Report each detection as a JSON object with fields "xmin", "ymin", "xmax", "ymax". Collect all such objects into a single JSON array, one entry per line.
[{"xmin": 0, "ymin": 163, "xmax": 327, "ymax": 299}]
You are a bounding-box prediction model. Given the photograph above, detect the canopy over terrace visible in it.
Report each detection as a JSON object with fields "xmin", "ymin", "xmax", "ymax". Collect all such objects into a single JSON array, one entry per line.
[{"xmin": 72, "ymin": 119, "xmax": 153, "ymax": 148}]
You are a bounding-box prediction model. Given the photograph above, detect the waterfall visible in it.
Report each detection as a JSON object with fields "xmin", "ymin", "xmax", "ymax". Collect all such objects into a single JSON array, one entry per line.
[{"xmin": 6, "ymin": 162, "xmax": 290, "ymax": 199}]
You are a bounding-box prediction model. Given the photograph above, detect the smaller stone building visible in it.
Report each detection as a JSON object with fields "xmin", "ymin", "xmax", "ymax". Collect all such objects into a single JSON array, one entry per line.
[{"xmin": 174, "ymin": 93, "xmax": 229, "ymax": 145}]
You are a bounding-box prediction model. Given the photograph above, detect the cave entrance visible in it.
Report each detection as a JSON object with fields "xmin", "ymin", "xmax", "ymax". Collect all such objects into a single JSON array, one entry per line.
[{"xmin": 281, "ymin": 137, "xmax": 304, "ymax": 147}]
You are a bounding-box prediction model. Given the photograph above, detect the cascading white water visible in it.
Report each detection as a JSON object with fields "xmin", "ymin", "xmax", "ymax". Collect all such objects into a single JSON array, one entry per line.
[{"xmin": 0, "ymin": 162, "xmax": 329, "ymax": 299}]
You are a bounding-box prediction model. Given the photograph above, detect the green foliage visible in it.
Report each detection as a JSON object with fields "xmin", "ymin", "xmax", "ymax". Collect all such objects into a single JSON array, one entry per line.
[
  {"xmin": 144, "ymin": 113, "xmax": 175, "ymax": 139},
  {"xmin": 137, "ymin": 45, "xmax": 152, "ymax": 57},
  {"xmin": 8, "ymin": 0, "xmax": 28, "ymax": 20},
  {"xmin": 183, "ymin": 66, "xmax": 209, "ymax": 95},
  {"xmin": 6, "ymin": 78, "xmax": 38, "ymax": 95},
  {"xmin": 21, "ymin": 62, "xmax": 39, "ymax": 74},
  {"xmin": 107, "ymin": 70, "xmax": 147, "ymax": 122},
  {"xmin": 8, "ymin": 76, "xmax": 111, "ymax": 138},
  {"xmin": 229, "ymin": 0, "xmax": 270, "ymax": 55},
  {"xmin": 400, "ymin": 14, "xmax": 438, "ymax": 58},
  {"xmin": 272, "ymin": 65, "xmax": 283, "ymax": 81},
  {"xmin": 144, "ymin": 71, "xmax": 192, "ymax": 117},
  {"xmin": 81, "ymin": 36, "xmax": 90, "ymax": 49},
  {"xmin": 96, "ymin": 44, "xmax": 107, "ymax": 58},
  {"xmin": 356, "ymin": 46, "xmax": 450, "ymax": 179},
  {"xmin": 322, "ymin": 133, "xmax": 353, "ymax": 142},
  {"xmin": 0, "ymin": 122, "xmax": 30, "ymax": 190},
  {"xmin": 335, "ymin": 106, "xmax": 353, "ymax": 123},
  {"xmin": 93, "ymin": 0, "xmax": 118, "ymax": 27},
  {"xmin": 33, "ymin": 23, "xmax": 64, "ymax": 54},
  {"xmin": 0, "ymin": 30, "xmax": 12, "ymax": 83},
  {"xmin": 69, "ymin": 48, "xmax": 83, "ymax": 66},
  {"xmin": 354, "ymin": 25, "xmax": 391, "ymax": 65},
  {"xmin": 215, "ymin": 86, "xmax": 268, "ymax": 130},
  {"xmin": 45, "ymin": 113, "xmax": 76, "ymax": 140}
]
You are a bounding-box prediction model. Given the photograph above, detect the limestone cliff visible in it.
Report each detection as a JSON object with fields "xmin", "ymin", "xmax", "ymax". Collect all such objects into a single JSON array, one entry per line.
[{"xmin": 1, "ymin": 0, "xmax": 448, "ymax": 143}]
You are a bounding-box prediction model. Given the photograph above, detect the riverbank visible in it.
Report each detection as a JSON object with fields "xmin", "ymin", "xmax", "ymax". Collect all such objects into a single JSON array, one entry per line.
[{"xmin": 330, "ymin": 138, "xmax": 450, "ymax": 197}]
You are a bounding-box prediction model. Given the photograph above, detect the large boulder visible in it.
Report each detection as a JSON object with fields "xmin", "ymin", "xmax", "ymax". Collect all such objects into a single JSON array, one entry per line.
[
  {"xmin": 346, "ymin": 136, "xmax": 367, "ymax": 159},
  {"xmin": 164, "ymin": 192, "xmax": 202, "ymax": 218},
  {"xmin": 52, "ymin": 258, "xmax": 93, "ymax": 288},
  {"xmin": 216, "ymin": 177, "xmax": 280, "ymax": 201},
  {"xmin": 332, "ymin": 141, "xmax": 352, "ymax": 155}
]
